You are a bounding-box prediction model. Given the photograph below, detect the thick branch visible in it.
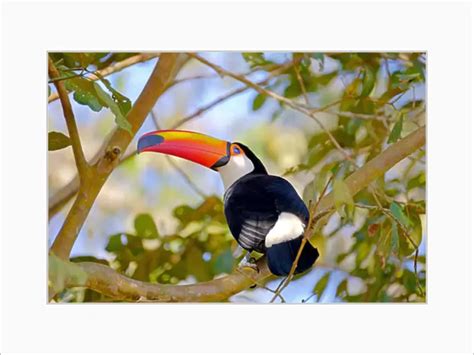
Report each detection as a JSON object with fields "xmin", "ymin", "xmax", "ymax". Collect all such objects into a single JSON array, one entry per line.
[
  {"xmin": 55, "ymin": 126, "xmax": 425, "ymax": 301},
  {"xmin": 315, "ymin": 126, "xmax": 426, "ymax": 214},
  {"xmin": 48, "ymin": 56, "xmax": 89, "ymax": 179},
  {"xmin": 60, "ymin": 259, "xmax": 270, "ymax": 302},
  {"xmin": 50, "ymin": 54, "xmax": 185, "ymax": 260},
  {"xmin": 48, "ymin": 53, "xmax": 158, "ymax": 103}
]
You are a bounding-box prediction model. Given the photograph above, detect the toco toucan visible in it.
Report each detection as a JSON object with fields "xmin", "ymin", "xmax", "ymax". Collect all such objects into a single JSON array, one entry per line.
[{"xmin": 137, "ymin": 129, "xmax": 319, "ymax": 276}]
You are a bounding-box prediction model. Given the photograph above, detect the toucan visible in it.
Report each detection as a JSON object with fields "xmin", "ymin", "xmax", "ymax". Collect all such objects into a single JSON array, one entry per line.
[{"xmin": 137, "ymin": 130, "xmax": 319, "ymax": 276}]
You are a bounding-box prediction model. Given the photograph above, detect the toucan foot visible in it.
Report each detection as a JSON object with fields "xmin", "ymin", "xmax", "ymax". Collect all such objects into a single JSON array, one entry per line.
[{"xmin": 238, "ymin": 253, "xmax": 259, "ymax": 273}]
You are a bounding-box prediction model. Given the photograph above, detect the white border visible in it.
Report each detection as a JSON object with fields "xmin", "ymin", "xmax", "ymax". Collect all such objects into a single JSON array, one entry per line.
[{"xmin": 1, "ymin": 1, "xmax": 472, "ymax": 353}]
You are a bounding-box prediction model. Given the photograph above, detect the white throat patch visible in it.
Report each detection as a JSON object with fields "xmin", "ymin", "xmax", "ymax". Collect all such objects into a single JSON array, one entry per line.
[
  {"xmin": 218, "ymin": 154, "xmax": 254, "ymax": 190},
  {"xmin": 265, "ymin": 212, "xmax": 305, "ymax": 247}
]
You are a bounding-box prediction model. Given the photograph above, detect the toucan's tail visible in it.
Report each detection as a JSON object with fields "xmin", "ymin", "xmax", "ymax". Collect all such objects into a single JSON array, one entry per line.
[{"xmin": 266, "ymin": 236, "xmax": 319, "ymax": 276}]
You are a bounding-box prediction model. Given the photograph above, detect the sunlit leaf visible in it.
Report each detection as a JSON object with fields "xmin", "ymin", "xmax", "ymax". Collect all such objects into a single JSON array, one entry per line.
[
  {"xmin": 93, "ymin": 82, "xmax": 132, "ymax": 133},
  {"xmin": 388, "ymin": 114, "xmax": 404, "ymax": 143},
  {"xmin": 402, "ymin": 270, "xmax": 417, "ymax": 293},
  {"xmin": 65, "ymin": 77, "xmax": 104, "ymax": 112},
  {"xmin": 283, "ymin": 81, "xmax": 301, "ymax": 98},
  {"xmin": 360, "ymin": 67, "xmax": 376, "ymax": 97},
  {"xmin": 390, "ymin": 202, "xmax": 412, "ymax": 228},
  {"xmin": 399, "ymin": 213, "xmax": 423, "ymax": 256},
  {"xmin": 242, "ymin": 53, "xmax": 268, "ymax": 68},
  {"xmin": 313, "ymin": 272, "xmax": 330, "ymax": 301},
  {"xmin": 336, "ymin": 279, "xmax": 347, "ymax": 297},
  {"xmin": 333, "ymin": 178, "xmax": 354, "ymax": 219},
  {"xmin": 96, "ymin": 76, "xmax": 132, "ymax": 116},
  {"xmin": 134, "ymin": 213, "xmax": 159, "ymax": 239},
  {"xmin": 407, "ymin": 173, "xmax": 425, "ymax": 190},
  {"xmin": 48, "ymin": 131, "xmax": 71, "ymax": 151},
  {"xmin": 106, "ymin": 233, "xmax": 123, "ymax": 252}
]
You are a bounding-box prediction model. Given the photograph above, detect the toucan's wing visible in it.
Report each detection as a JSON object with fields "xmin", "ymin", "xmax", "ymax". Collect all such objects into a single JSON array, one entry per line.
[
  {"xmin": 224, "ymin": 174, "xmax": 318, "ymax": 276},
  {"xmin": 223, "ymin": 174, "xmax": 309, "ymax": 253}
]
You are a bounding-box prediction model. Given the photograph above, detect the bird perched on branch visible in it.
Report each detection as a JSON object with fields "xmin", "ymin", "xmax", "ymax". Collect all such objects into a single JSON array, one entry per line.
[{"xmin": 137, "ymin": 130, "xmax": 319, "ymax": 276}]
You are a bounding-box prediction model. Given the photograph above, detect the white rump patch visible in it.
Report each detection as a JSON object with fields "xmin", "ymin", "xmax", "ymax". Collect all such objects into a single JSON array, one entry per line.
[{"xmin": 265, "ymin": 212, "xmax": 305, "ymax": 248}]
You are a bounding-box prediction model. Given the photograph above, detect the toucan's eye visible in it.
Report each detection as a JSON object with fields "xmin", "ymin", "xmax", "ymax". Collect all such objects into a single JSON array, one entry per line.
[{"xmin": 233, "ymin": 146, "xmax": 241, "ymax": 154}]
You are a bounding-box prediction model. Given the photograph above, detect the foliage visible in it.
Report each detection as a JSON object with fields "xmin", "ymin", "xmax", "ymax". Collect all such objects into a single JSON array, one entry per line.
[
  {"xmin": 49, "ymin": 52, "xmax": 133, "ymax": 133},
  {"xmin": 49, "ymin": 52, "xmax": 426, "ymax": 303}
]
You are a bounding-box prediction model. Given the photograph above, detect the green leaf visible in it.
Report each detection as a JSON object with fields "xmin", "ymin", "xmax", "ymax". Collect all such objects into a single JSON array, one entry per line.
[
  {"xmin": 283, "ymin": 81, "xmax": 301, "ymax": 98},
  {"xmin": 399, "ymin": 213, "xmax": 423, "ymax": 256},
  {"xmin": 310, "ymin": 53, "xmax": 325, "ymax": 70},
  {"xmin": 388, "ymin": 114, "xmax": 404, "ymax": 144},
  {"xmin": 407, "ymin": 173, "xmax": 426, "ymax": 190},
  {"xmin": 333, "ymin": 178, "xmax": 354, "ymax": 219},
  {"xmin": 313, "ymin": 272, "xmax": 330, "ymax": 301},
  {"xmin": 390, "ymin": 221, "xmax": 399, "ymax": 256},
  {"xmin": 302, "ymin": 180, "xmax": 318, "ymax": 206},
  {"xmin": 96, "ymin": 76, "xmax": 132, "ymax": 116},
  {"xmin": 93, "ymin": 82, "xmax": 132, "ymax": 133},
  {"xmin": 242, "ymin": 52, "xmax": 268, "ymax": 68},
  {"xmin": 336, "ymin": 279, "xmax": 347, "ymax": 297},
  {"xmin": 134, "ymin": 213, "xmax": 159, "ymax": 239},
  {"xmin": 390, "ymin": 202, "xmax": 412, "ymax": 228},
  {"xmin": 48, "ymin": 131, "xmax": 71, "ymax": 151},
  {"xmin": 252, "ymin": 93, "xmax": 266, "ymax": 111},
  {"xmin": 402, "ymin": 270, "xmax": 417, "ymax": 293},
  {"xmin": 105, "ymin": 233, "xmax": 123, "ymax": 252},
  {"xmin": 360, "ymin": 67, "xmax": 376, "ymax": 97},
  {"xmin": 64, "ymin": 77, "xmax": 104, "ymax": 112}
]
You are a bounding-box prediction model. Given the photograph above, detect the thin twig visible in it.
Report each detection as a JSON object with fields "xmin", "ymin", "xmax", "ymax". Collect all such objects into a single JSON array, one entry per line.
[
  {"xmin": 53, "ymin": 126, "xmax": 425, "ymax": 301},
  {"xmin": 269, "ymin": 176, "xmax": 333, "ymax": 303},
  {"xmin": 187, "ymin": 53, "xmax": 354, "ymax": 162},
  {"xmin": 235, "ymin": 268, "xmax": 286, "ymax": 303},
  {"xmin": 293, "ymin": 56, "xmax": 310, "ymax": 105},
  {"xmin": 368, "ymin": 187, "xmax": 423, "ymax": 296},
  {"xmin": 48, "ymin": 56, "xmax": 89, "ymax": 180},
  {"xmin": 171, "ymin": 61, "xmax": 294, "ymax": 129},
  {"xmin": 48, "ymin": 53, "xmax": 159, "ymax": 103}
]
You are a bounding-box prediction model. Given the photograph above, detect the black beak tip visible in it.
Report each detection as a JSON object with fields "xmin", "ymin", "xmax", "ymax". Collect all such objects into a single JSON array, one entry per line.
[{"xmin": 137, "ymin": 134, "xmax": 164, "ymax": 154}]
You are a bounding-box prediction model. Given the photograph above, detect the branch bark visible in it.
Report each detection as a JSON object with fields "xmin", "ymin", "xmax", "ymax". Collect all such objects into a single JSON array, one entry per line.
[
  {"xmin": 54, "ymin": 126, "xmax": 425, "ymax": 301},
  {"xmin": 50, "ymin": 53, "xmax": 186, "ymax": 260},
  {"xmin": 48, "ymin": 56, "xmax": 89, "ymax": 179}
]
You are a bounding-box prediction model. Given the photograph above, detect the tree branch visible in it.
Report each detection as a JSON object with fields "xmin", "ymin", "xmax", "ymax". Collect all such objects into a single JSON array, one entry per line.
[
  {"xmin": 53, "ymin": 126, "xmax": 425, "ymax": 301},
  {"xmin": 48, "ymin": 53, "xmax": 159, "ymax": 103},
  {"xmin": 50, "ymin": 53, "xmax": 186, "ymax": 260},
  {"xmin": 48, "ymin": 56, "xmax": 89, "ymax": 179},
  {"xmin": 48, "ymin": 61, "xmax": 293, "ymax": 218},
  {"xmin": 55, "ymin": 258, "xmax": 270, "ymax": 302},
  {"xmin": 187, "ymin": 52, "xmax": 353, "ymax": 162}
]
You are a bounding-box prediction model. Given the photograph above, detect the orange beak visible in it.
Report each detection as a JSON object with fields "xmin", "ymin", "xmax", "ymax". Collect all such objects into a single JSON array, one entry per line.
[{"xmin": 137, "ymin": 130, "xmax": 230, "ymax": 170}]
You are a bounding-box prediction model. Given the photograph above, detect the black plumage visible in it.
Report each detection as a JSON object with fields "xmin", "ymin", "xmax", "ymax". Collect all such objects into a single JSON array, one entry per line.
[{"xmin": 224, "ymin": 173, "xmax": 319, "ymax": 276}]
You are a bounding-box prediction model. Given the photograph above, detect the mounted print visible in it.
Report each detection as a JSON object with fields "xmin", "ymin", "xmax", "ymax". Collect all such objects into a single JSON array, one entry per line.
[{"xmin": 48, "ymin": 52, "xmax": 426, "ymax": 303}]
